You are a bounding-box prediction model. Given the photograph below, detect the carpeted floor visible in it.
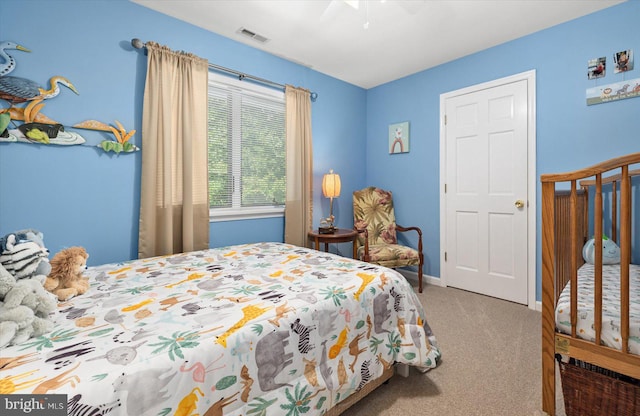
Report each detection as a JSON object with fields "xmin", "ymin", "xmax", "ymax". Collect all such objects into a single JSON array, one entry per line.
[{"xmin": 342, "ymin": 284, "xmax": 566, "ymax": 416}]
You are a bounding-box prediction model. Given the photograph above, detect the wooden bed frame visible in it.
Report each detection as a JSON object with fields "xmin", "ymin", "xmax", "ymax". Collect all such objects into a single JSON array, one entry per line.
[
  {"xmin": 540, "ymin": 152, "xmax": 640, "ymax": 415},
  {"xmin": 327, "ymin": 366, "xmax": 395, "ymax": 415}
]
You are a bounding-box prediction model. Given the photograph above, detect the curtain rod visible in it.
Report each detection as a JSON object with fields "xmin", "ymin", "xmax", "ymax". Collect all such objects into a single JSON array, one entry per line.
[{"xmin": 131, "ymin": 38, "xmax": 317, "ymax": 102}]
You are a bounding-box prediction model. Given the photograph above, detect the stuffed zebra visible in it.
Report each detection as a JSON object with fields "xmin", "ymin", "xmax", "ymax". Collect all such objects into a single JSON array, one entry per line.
[{"xmin": 0, "ymin": 241, "xmax": 50, "ymax": 280}]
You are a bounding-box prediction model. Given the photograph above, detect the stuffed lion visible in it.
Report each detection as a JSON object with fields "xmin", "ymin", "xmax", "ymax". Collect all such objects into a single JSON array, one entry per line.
[{"xmin": 46, "ymin": 247, "xmax": 90, "ymax": 301}]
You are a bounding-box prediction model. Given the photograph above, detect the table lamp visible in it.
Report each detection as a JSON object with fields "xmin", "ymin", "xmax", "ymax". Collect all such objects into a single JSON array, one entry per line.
[{"xmin": 321, "ymin": 169, "xmax": 341, "ymax": 233}]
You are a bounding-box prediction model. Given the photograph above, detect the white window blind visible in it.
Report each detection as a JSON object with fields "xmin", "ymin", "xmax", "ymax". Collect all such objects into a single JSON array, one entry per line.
[{"xmin": 207, "ymin": 73, "xmax": 285, "ymax": 221}]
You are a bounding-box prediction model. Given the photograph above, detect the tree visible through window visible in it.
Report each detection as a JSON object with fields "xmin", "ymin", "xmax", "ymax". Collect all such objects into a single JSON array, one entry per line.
[{"xmin": 207, "ymin": 73, "xmax": 285, "ymax": 220}]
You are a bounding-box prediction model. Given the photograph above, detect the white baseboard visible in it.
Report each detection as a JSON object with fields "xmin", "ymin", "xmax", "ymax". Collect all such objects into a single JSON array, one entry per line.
[
  {"xmin": 399, "ymin": 269, "xmax": 543, "ymax": 312},
  {"xmin": 396, "ymin": 269, "xmax": 443, "ymax": 287}
]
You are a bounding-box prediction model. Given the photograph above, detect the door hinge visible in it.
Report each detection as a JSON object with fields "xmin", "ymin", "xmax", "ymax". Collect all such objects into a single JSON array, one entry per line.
[
  {"xmin": 444, "ymin": 252, "xmax": 447, "ymax": 262},
  {"xmin": 444, "ymin": 183, "xmax": 447, "ymax": 193},
  {"xmin": 444, "ymin": 115, "xmax": 447, "ymax": 125}
]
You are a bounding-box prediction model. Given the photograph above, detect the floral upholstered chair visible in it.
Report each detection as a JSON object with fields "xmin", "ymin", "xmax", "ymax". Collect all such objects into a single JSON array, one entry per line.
[{"xmin": 352, "ymin": 186, "xmax": 424, "ymax": 292}]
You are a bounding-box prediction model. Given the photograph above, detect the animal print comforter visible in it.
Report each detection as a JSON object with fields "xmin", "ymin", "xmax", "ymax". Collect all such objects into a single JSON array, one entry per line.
[{"xmin": 0, "ymin": 242, "xmax": 441, "ymax": 415}]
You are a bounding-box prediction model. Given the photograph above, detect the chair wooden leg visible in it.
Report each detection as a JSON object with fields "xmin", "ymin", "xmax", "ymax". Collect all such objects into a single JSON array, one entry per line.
[{"xmin": 418, "ymin": 266, "xmax": 423, "ymax": 293}]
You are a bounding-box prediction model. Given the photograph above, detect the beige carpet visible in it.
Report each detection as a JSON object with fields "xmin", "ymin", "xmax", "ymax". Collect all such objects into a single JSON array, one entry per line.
[{"xmin": 343, "ymin": 284, "xmax": 566, "ymax": 416}]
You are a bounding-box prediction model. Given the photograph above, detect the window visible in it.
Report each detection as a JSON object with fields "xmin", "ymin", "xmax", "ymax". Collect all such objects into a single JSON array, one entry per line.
[{"xmin": 207, "ymin": 73, "xmax": 286, "ymax": 221}]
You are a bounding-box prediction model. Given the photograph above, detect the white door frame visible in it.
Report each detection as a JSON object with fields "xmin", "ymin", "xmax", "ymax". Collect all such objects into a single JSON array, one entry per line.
[{"xmin": 439, "ymin": 70, "xmax": 537, "ymax": 310}]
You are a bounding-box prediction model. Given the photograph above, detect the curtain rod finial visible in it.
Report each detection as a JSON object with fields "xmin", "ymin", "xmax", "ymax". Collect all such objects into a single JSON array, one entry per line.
[{"xmin": 131, "ymin": 38, "xmax": 145, "ymax": 49}]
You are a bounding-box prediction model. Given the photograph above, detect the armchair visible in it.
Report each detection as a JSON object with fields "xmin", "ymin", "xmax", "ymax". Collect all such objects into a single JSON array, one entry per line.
[{"xmin": 352, "ymin": 186, "xmax": 424, "ymax": 292}]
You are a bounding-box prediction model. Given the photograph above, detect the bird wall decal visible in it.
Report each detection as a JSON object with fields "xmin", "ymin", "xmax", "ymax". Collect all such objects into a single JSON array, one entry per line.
[
  {"xmin": 35, "ymin": 75, "xmax": 79, "ymax": 100},
  {"xmin": 0, "ymin": 75, "xmax": 78, "ymax": 105},
  {"xmin": 0, "ymin": 75, "xmax": 43, "ymax": 103},
  {"xmin": 0, "ymin": 40, "xmax": 30, "ymax": 77},
  {"xmin": 0, "ymin": 75, "xmax": 79, "ymax": 123},
  {"xmin": 25, "ymin": 76, "xmax": 79, "ymax": 122},
  {"xmin": 0, "ymin": 40, "xmax": 133, "ymax": 151}
]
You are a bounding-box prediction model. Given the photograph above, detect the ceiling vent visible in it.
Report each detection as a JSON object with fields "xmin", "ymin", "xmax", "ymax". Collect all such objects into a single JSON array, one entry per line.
[{"xmin": 237, "ymin": 27, "xmax": 269, "ymax": 43}]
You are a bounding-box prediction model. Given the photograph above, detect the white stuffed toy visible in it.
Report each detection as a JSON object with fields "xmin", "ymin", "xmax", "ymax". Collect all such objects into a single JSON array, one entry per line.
[
  {"xmin": 0, "ymin": 321, "xmax": 20, "ymax": 347},
  {"xmin": 0, "ymin": 263, "xmax": 15, "ymax": 297},
  {"xmin": 0, "ymin": 263, "xmax": 56, "ymax": 347},
  {"xmin": 0, "ymin": 300, "xmax": 36, "ymax": 347},
  {"xmin": 0, "ymin": 265, "xmax": 35, "ymax": 347},
  {"xmin": 5, "ymin": 278, "xmax": 57, "ymax": 316}
]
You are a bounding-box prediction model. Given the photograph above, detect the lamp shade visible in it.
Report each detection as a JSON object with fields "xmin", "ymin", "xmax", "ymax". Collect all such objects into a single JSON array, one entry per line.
[{"xmin": 322, "ymin": 170, "xmax": 341, "ymax": 198}]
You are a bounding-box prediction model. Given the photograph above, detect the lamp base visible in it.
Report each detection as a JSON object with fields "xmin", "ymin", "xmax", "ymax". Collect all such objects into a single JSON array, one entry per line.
[{"xmin": 318, "ymin": 226, "xmax": 336, "ymax": 234}]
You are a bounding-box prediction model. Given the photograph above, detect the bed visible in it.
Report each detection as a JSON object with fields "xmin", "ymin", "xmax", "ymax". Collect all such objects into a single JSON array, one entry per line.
[
  {"xmin": 540, "ymin": 152, "xmax": 640, "ymax": 415},
  {"xmin": 0, "ymin": 242, "xmax": 441, "ymax": 416}
]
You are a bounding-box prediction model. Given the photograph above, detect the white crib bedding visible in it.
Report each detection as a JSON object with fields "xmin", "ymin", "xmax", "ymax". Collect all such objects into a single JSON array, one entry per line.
[{"xmin": 556, "ymin": 263, "xmax": 640, "ymax": 355}]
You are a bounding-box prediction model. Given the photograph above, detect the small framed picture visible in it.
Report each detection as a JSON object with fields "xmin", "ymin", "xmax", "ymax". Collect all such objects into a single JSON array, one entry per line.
[
  {"xmin": 587, "ymin": 57, "xmax": 606, "ymax": 79},
  {"xmin": 614, "ymin": 49, "xmax": 633, "ymax": 73},
  {"xmin": 389, "ymin": 121, "xmax": 409, "ymax": 154}
]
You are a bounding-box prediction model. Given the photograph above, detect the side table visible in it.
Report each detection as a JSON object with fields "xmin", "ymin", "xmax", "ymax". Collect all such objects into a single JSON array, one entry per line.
[{"xmin": 307, "ymin": 228, "xmax": 358, "ymax": 259}]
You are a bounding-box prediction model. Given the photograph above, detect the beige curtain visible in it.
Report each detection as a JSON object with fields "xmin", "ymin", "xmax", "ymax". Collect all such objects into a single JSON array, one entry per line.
[
  {"xmin": 284, "ymin": 85, "xmax": 313, "ymax": 247},
  {"xmin": 138, "ymin": 42, "xmax": 210, "ymax": 258}
]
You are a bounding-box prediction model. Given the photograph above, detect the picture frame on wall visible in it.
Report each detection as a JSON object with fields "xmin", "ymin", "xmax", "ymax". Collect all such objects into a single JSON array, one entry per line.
[
  {"xmin": 614, "ymin": 49, "xmax": 633, "ymax": 73},
  {"xmin": 587, "ymin": 57, "xmax": 606, "ymax": 79},
  {"xmin": 389, "ymin": 121, "xmax": 409, "ymax": 154}
]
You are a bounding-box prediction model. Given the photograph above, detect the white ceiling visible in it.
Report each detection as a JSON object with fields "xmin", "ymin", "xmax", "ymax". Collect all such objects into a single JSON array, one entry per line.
[{"xmin": 132, "ymin": 0, "xmax": 625, "ymax": 89}]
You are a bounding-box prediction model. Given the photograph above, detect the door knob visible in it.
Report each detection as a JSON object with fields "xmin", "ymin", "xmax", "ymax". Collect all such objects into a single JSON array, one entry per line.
[{"xmin": 515, "ymin": 200, "xmax": 525, "ymax": 208}]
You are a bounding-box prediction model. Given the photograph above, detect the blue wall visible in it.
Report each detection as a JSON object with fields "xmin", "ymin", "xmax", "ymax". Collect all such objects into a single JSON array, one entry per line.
[
  {"xmin": 366, "ymin": 0, "xmax": 640, "ymax": 300},
  {"xmin": 0, "ymin": 0, "xmax": 366, "ymax": 266},
  {"xmin": 1, "ymin": 1, "xmax": 638, "ymax": 301}
]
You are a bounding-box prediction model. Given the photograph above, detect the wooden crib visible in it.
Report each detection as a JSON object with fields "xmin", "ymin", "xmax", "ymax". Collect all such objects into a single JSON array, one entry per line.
[{"xmin": 540, "ymin": 152, "xmax": 640, "ymax": 415}]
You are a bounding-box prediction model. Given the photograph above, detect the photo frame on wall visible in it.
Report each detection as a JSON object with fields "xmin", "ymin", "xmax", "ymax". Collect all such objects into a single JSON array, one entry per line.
[
  {"xmin": 613, "ymin": 49, "xmax": 633, "ymax": 73},
  {"xmin": 389, "ymin": 121, "xmax": 409, "ymax": 154},
  {"xmin": 587, "ymin": 56, "xmax": 606, "ymax": 79}
]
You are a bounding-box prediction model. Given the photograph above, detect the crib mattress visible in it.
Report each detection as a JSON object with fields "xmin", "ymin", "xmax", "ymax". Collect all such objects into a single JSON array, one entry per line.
[{"xmin": 556, "ymin": 263, "xmax": 640, "ymax": 355}]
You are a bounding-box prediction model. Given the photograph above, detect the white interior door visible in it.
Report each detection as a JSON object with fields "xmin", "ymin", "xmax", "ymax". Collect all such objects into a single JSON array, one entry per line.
[{"xmin": 443, "ymin": 77, "xmax": 530, "ymax": 304}]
